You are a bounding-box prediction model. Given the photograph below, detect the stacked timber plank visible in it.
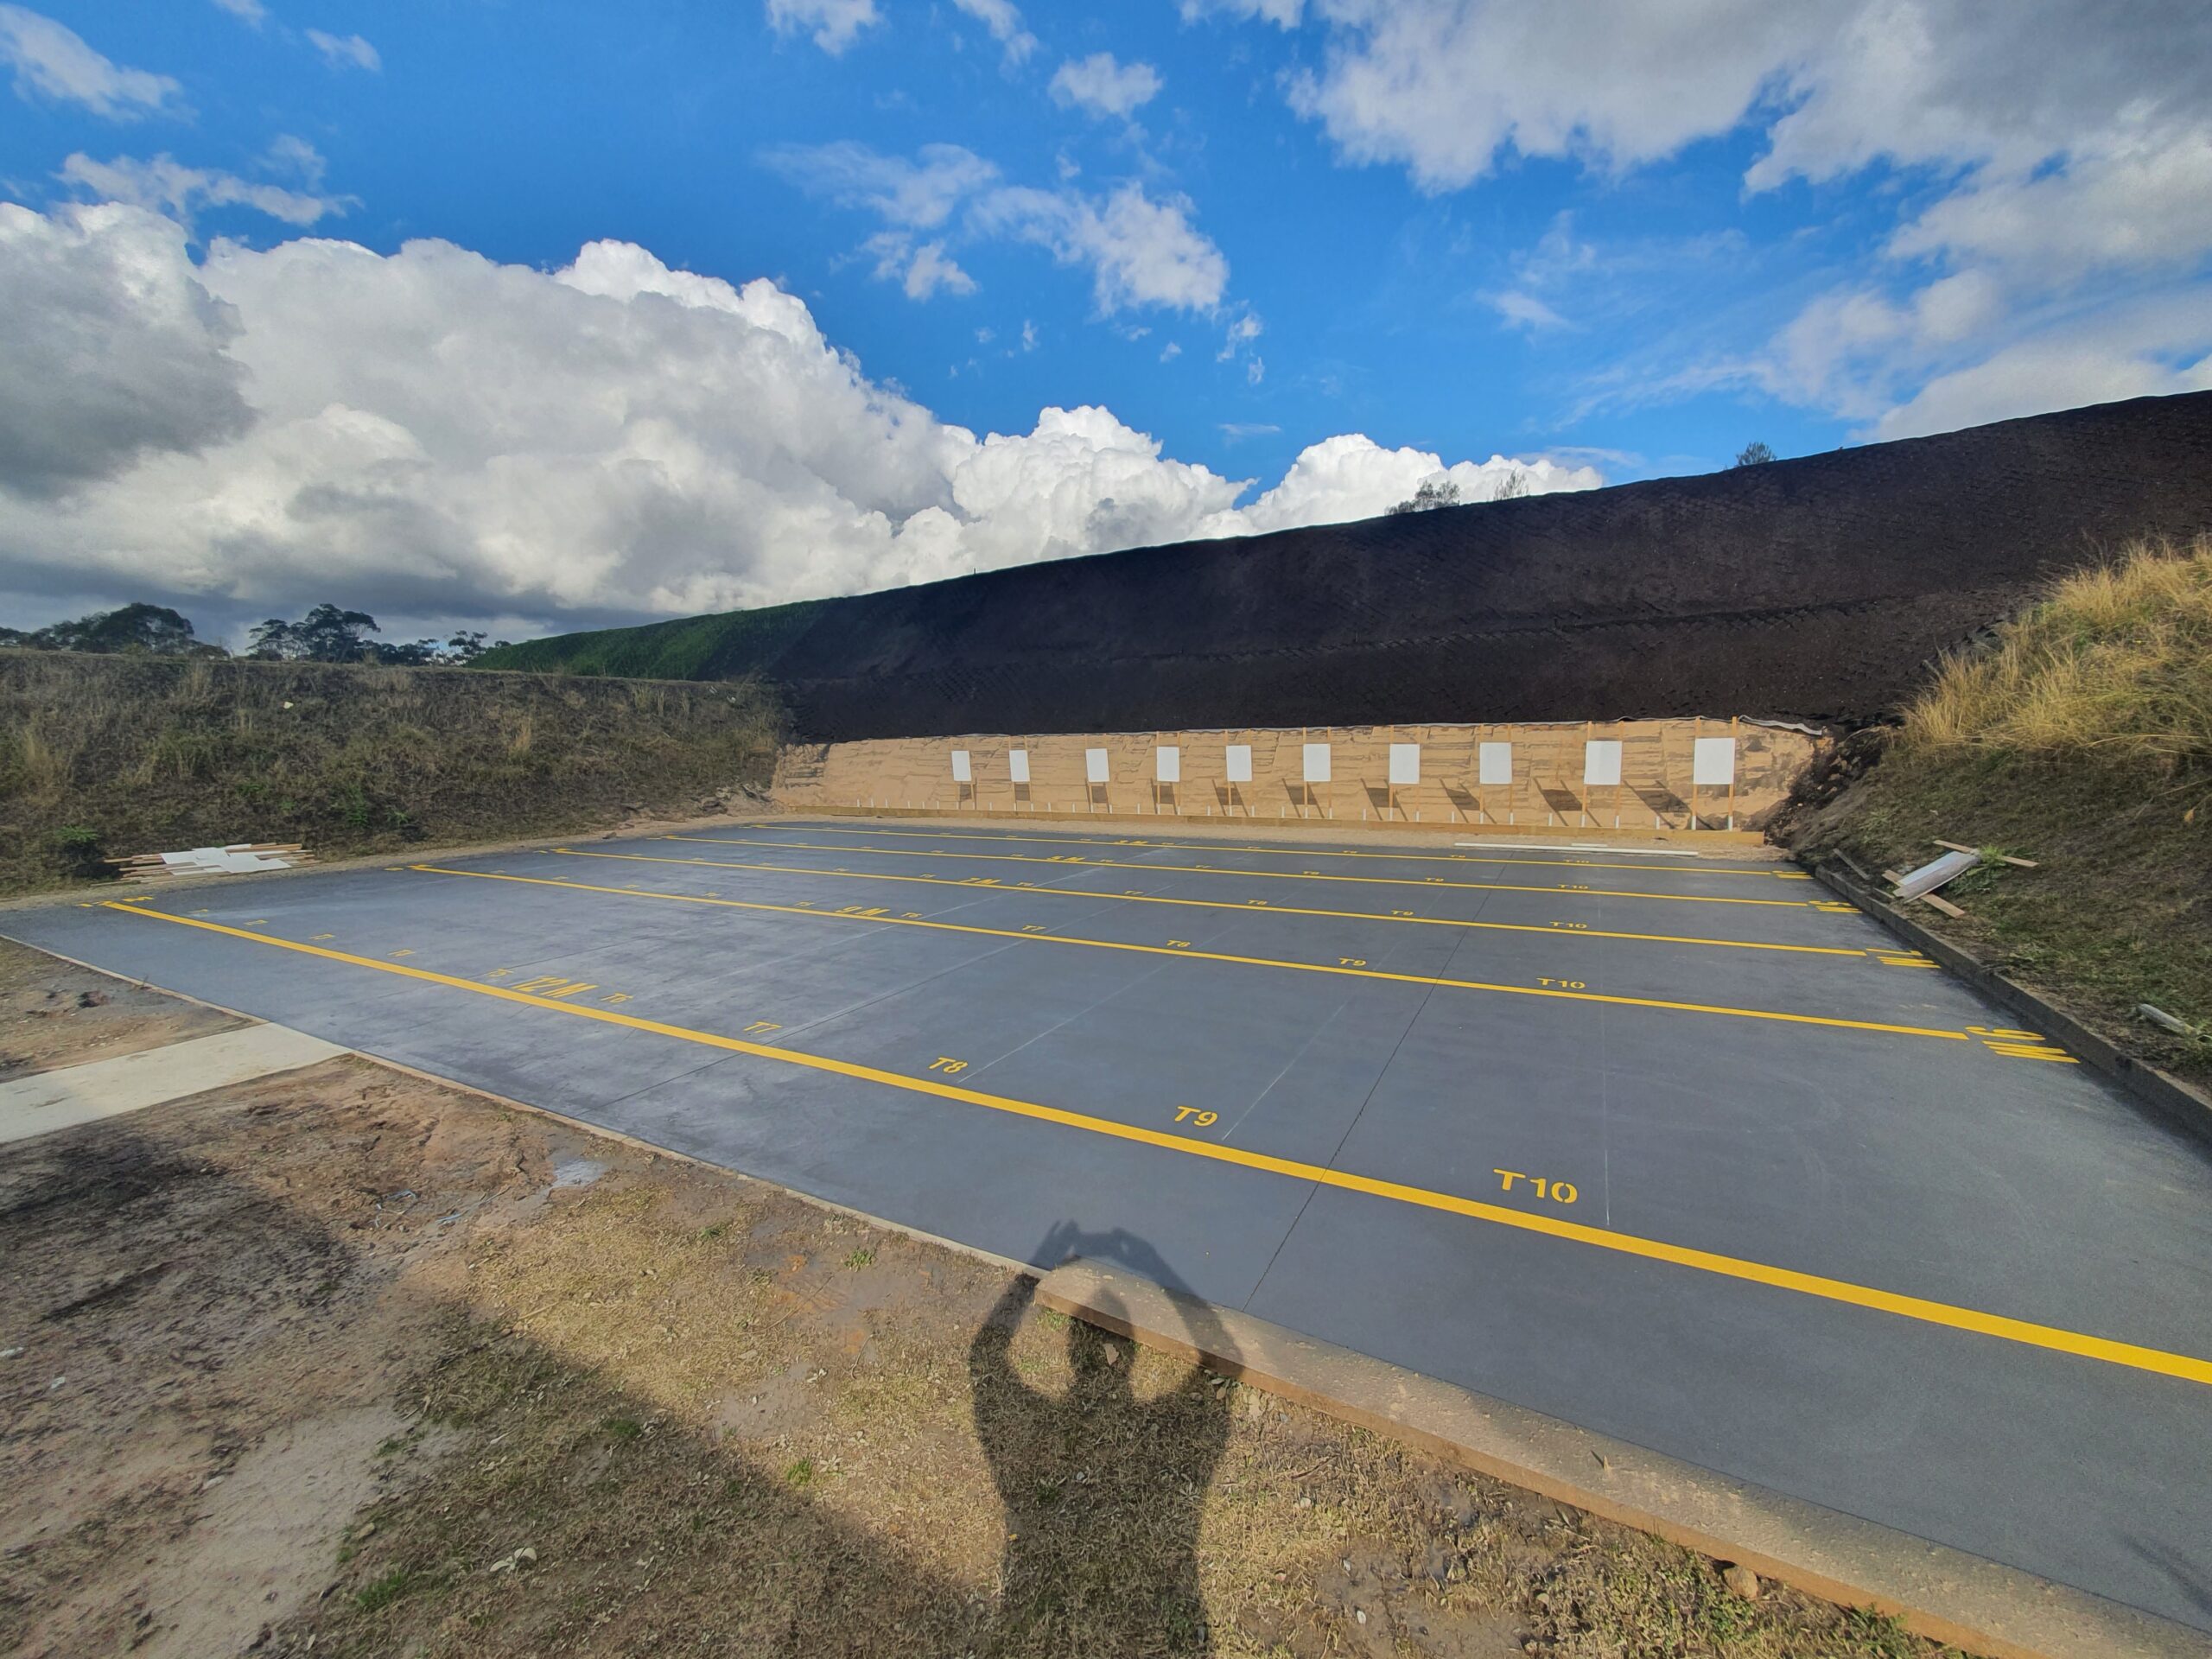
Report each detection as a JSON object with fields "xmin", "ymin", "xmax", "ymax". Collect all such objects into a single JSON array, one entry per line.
[{"xmin": 105, "ymin": 843, "xmax": 315, "ymax": 881}]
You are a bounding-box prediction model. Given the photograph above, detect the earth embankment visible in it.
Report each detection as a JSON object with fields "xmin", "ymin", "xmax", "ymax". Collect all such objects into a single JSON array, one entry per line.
[{"xmin": 480, "ymin": 391, "xmax": 2212, "ymax": 741}]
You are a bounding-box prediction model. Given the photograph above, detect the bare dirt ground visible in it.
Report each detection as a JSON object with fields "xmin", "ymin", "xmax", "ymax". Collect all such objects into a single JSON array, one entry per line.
[
  {"xmin": 0, "ymin": 939, "xmax": 1961, "ymax": 1658},
  {"xmin": 0, "ymin": 940, "xmax": 244, "ymax": 1081}
]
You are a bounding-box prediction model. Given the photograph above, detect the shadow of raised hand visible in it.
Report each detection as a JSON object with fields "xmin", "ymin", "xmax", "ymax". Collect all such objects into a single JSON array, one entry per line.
[{"xmin": 967, "ymin": 1223, "xmax": 1240, "ymax": 1654}]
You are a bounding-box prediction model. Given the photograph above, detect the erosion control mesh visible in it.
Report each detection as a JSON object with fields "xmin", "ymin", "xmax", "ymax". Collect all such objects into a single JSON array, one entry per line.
[{"xmin": 485, "ymin": 391, "xmax": 2212, "ymax": 741}]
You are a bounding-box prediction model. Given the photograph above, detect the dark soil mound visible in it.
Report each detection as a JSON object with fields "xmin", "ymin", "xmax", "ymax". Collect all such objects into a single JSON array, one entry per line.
[{"xmin": 484, "ymin": 391, "xmax": 2212, "ymax": 741}]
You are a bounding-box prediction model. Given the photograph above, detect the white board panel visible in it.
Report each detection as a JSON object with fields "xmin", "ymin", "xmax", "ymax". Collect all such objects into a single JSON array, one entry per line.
[
  {"xmin": 1582, "ymin": 740, "xmax": 1623, "ymax": 786},
  {"xmin": 1225, "ymin": 744, "xmax": 1253, "ymax": 783},
  {"xmin": 1478, "ymin": 741, "xmax": 1513, "ymax": 785},
  {"xmin": 1302, "ymin": 741, "xmax": 1332, "ymax": 783},
  {"xmin": 1155, "ymin": 746, "xmax": 1180, "ymax": 784},
  {"xmin": 950, "ymin": 748, "xmax": 972, "ymax": 783},
  {"xmin": 1692, "ymin": 736, "xmax": 1737, "ymax": 786},
  {"xmin": 1084, "ymin": 747, "xmax": 1109, "ymax": 784},
  {"xmin": 1007, "ymin": 748, "xmax": 1030, "ymax": 785},
  {"xmin": 1388, "ymin": 742, "xmax": 1421, "ymax": 785}
]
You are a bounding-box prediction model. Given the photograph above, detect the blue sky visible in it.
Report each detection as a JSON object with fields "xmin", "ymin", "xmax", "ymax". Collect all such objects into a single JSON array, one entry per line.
[{"xmin": 2, "ymin": 1, "xmax": 2208, "ymax": 642}]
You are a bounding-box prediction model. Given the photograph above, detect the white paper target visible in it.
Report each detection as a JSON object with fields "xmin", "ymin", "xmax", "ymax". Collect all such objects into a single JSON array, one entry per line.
[
  {"xmin": 1301, "ymin": 742, "xmax": 1332, "ymax": 783},
  {"xmin": 1155, "ymin": 746, "xmax": 1180, "ymax": 784},
  {"xmin": 1007, "ymin": 748, "xmax": 1030, "ymax": 784},
  {"xmin": 950, "ymin": 749, "xmax": 972, "ymax": 783},
  {"xmin": 1692, "ymin": 737, "xmax": 1737, "ymax": 786},
  {"xmin": 1084, "ymin": 747, "xmax": 1109, "ymax": 784},
  {"xmin": 1388, "ymin": 743, "xmax": 1421, "ymax": 786},
  {"xmin": 1582, "ymin": 740, "xmax": 1623, "ymax": 786},
  {"xmin": 1478, "ymin": 741, "xmax": 1513, "ymax": 785},
  {"xmin": 1224, "ymin": 744, "xmax": 1253, "ymax": 783}
]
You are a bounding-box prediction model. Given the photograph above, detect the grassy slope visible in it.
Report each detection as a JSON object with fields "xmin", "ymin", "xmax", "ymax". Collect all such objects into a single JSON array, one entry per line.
[
  {"xmin": 0, "ymin": 651, "xmax": 784, "ymax": 896},
  {"xmin": 1783, "ymin": 538, "xmax": 2211, "ymax": 1085},
  {"xmin": 473, "ymin": 597, "xmax": 826, "ymax": 681}
]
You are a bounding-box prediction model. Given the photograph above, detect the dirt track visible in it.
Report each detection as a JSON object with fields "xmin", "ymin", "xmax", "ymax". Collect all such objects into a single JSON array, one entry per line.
[{"xmin": 566, "ymin": 391, "xmax": 2212, "ymax": 741}]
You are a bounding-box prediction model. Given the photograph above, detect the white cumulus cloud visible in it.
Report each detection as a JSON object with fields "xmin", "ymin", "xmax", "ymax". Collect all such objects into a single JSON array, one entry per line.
[
  {"xmin": 1228, "ymin": 435, "xmax": 1598, "ymax": 533},
  {"xmin": 764, "ymin": 0, "xmax": 879, "ymax": 55},
  {"xmin": 977, "ymin": 181, "xmax": 1229, "ymax": 313},
  {"xmin": 762, "ymin": 140, "xmax": 1000, "ymax": 229},
  {"xmin": 305, "ymin": 29, "xmax": 379, "ymax": 72},
  {"xmin": 0, "ymin": 206, "xmax": 1601, "ymax": 638},
  {"xmin": 58, "ymin": 144, "xmax": 352, "ymax": 230},
  {"xmin": 772, "ymin": 141, "xmax": 1234, "ymax": 315},
  {"xmin": 1226, "ymin": 0, "xmax": 2212, "ymax": 441},
  {"xmin": 949, "ymin": 0, "xmax": 1036, "ymax": 65},
  {"xmin": 0, "ymin": 4, "xmax": 181, "ymax": 118},
  {"xmin": 1050, "ymin": 53, "xmax": 1163, "ymax": 120}
]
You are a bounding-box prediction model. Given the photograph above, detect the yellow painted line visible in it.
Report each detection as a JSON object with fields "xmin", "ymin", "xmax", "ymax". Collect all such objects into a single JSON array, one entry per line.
[
  {"xmin": 418, "ymin": 862, "xmax": 1967, "ymax": 1046},
  {"xmin": 661, "ymin": 836, "xmax": 1816, "ymax": 912},
  {"xmin": 556, "ymin": 846, "xmax": 1869, "ymax": 962},
  {"xmin": 96, "ymin": 899, "xmax": 2212, "ymax": 1389},
  {"xmin": 778, "ymin": 818, "xmax": 1792, "ymax": 878}
]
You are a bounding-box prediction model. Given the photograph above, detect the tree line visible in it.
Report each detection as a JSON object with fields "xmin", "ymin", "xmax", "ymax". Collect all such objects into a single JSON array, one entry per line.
[{"xmin": 0, "ymin": 602, "xmax": 508, "ymax": 665}]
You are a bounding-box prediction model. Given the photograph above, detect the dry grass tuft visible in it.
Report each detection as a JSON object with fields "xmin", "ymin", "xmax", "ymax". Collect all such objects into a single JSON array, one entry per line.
[
  {"xmin": 1785, "ymin": 534, "xmax": 2212, "ymax": 1082},
  {"xmin": 1904, "ymin": 534, "xmax": 2212, "ymax": 767}
]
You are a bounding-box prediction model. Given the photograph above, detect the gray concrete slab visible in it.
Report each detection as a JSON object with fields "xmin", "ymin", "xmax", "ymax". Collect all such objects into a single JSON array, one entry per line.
[{"xmin": 5, "ymin": 814, "xmax": 2210, "ymax": 1635}]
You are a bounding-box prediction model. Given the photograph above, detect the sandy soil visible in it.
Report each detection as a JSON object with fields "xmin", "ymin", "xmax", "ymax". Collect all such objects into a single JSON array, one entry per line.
[
  {"xmin": 0, "ymin": 940, "xmax": 245, "ymax": 1080},
  {"xmin": 0, "ymin": 939, "xmax": 1960, "ymax": 1658}
]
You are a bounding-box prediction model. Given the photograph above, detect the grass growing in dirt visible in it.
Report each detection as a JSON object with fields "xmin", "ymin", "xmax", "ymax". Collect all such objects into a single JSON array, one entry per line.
[
  {"xmin": 0, "ymin": 651, "xmax": 785, "ymax": 896},
  {"xmin": 1785, "ymin": 536, "xmax": 2211, "ymax": 1082},
  {"xmin": 301, "ymin": 1179, "xmax": 1957, "ymax": 1659}
]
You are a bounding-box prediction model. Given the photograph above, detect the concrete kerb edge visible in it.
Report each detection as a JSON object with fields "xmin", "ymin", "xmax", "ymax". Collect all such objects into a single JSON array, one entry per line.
[
  {"xmin": 1037, "ymin": 1259, "xmax": 2209, "ymax": 1659},
  {"xmin": 1806, "ymin": 862, "xmax": 2212, "ymax": 1153}
]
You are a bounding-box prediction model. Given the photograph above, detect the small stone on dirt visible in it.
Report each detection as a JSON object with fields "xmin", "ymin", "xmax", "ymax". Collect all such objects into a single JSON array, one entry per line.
[{"xmin": 1721, "ymin": 1562, "xmax": 1761, "ymax": 1599}]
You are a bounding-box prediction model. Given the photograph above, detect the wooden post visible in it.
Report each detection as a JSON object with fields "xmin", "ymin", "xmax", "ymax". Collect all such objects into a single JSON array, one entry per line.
[
  {"xmin": 1727, "ymin": 715, "xmax": 1739, "ymax": 830},
  {"xmin": 1691, "ymin": 715, "xmax": 1702, "ymax": 830},
  {"xmin": 1582, "ymin": 720, "xmax": 1592, "ymax": 828}
]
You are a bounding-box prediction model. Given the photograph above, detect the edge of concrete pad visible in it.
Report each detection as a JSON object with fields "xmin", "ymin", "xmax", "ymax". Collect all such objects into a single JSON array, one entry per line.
[
  {"xmin": 1808, "ymin": 862, "xmax": 2212, "ymax": 1154},
  {"xmin": 1038, "ymin": 1258, "xmax": 2210, "ymax": 1659},
  {"xmin": 11, "ymin": 931, "xmax": 2200, "ymax": 1656},
  {"xmin": 0, "ymin": 933, "xmax": 1037, "ymax": 1280}
]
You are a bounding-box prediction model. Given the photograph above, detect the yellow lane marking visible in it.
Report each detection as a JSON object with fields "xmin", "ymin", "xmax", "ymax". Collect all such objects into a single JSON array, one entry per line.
[
  {"xmin": 661, "ymin": 836, "xmax": 1816, "ymax": 912},
  {"xmin": 418, "ymin": 862, "xmax": 1967, "ymax": 1046},
  {"xmin": 96, "ymin": 900, "xmax": 2212, "ymax": 1388},
  {"xmin": 556, "ymin": 847, "xmax": 1869, "ymax": 962},
  {"xmin": 780, "ymin": 819, "xmax": 1791, "ymax": 878}
]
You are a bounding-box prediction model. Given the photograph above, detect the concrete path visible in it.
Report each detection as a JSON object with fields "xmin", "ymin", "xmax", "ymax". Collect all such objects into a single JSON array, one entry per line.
[
  {"xmin": 0, "ymin": 1022, "xmax": 346, "ymax": 1145},
  {"xmin": 4, "ymin": 817, "xmax": 2209, "ymax": 1635}
]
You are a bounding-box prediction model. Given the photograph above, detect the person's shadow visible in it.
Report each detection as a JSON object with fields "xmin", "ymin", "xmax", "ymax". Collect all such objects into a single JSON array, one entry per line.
[{"xmin": 969, "ymin": 1223, "xmax": 1241, "ymax": 1654}]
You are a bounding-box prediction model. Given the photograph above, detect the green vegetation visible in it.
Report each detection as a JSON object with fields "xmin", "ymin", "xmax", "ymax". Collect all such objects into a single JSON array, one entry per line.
[
  {"xmin": 0, "ymin": 602, "xmax": 215, "ymax": 657},
  {"xmin": 0, "ymin": 652, "xmax": 784, "ymax": 896},
  {"xmin": 353, "ymin": 1567, "xmax": 419, "ymax": 1612},
  {"xmin": 473, "ymin": 596, "xmax": 829, "ymax": 681},
  {"xmin": 1787, "ymin": 536, "xmax": 2210, "ymax": 1082}
]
